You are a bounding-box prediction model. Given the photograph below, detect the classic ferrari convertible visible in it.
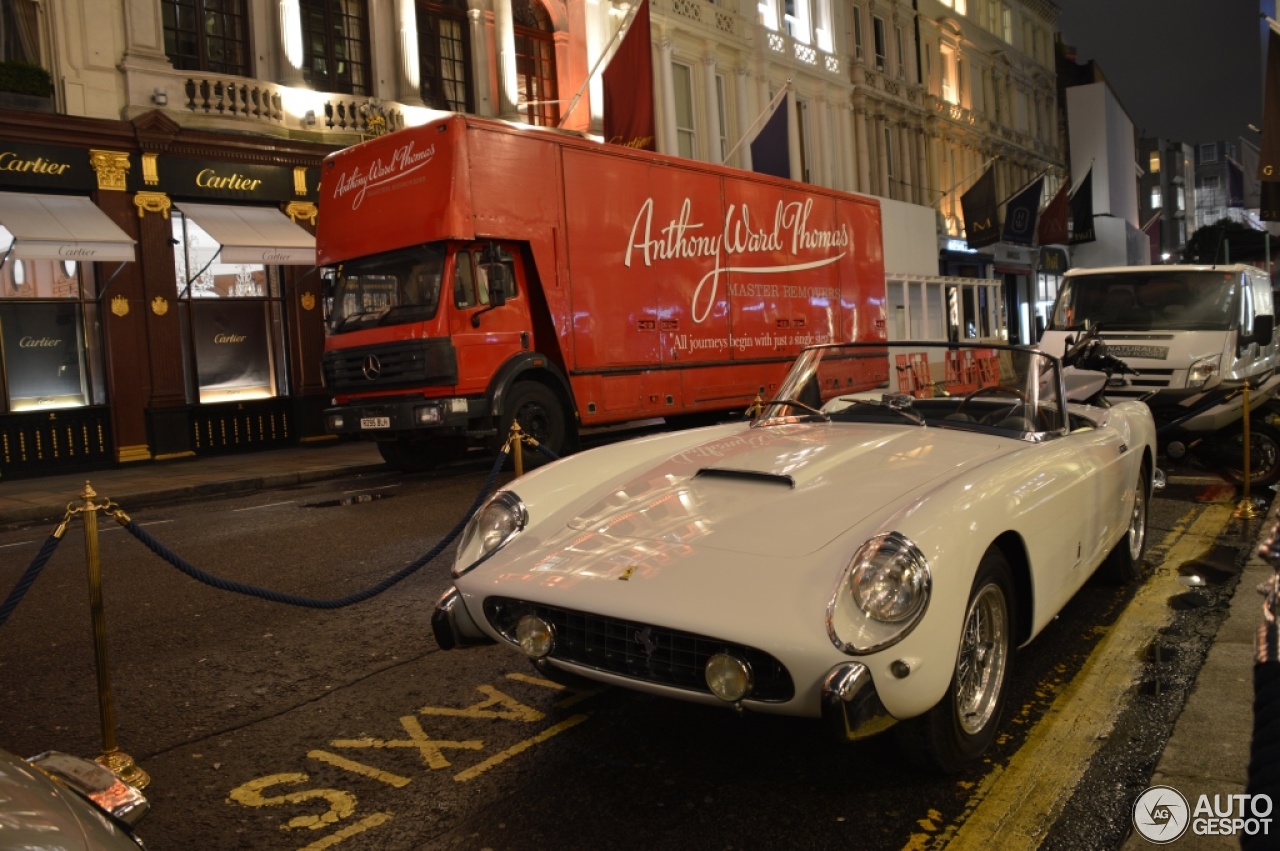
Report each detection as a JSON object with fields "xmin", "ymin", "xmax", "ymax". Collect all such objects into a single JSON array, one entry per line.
[{"xmin": 433, "ymin": 337, "xmax": 1156, "ymax": 771}]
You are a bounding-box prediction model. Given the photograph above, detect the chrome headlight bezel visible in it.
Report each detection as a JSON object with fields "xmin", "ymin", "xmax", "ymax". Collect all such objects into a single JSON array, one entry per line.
[
  {"xmin": 452, "ymin": 490, "xmax": 527, "ymax": 577},
  {"xmin": 827, "ymin": 532, "xmax": 932, "ymax": 655},
  {"xmin": 1187, "ymin": 354, "xmax": 1221, "ymax": 388}
]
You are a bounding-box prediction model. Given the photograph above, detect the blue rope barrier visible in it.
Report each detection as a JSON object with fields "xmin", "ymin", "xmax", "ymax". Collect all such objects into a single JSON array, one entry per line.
[
  {"xmin": 0, "ymin": 533, "xmax": 63, "ymax": 628},
  {"xmin": 118, "ymin": 448, "xmax": 509, "ymax": 610},
  {"xmin": 529, "ymin": 441, "xmax": 560, "ymax": 462}
]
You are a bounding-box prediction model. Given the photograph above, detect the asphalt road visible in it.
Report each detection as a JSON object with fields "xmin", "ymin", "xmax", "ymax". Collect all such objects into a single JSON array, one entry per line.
[{"xmin": 0, "ymin": 458, "xmax": 1257, "ymax": 851}]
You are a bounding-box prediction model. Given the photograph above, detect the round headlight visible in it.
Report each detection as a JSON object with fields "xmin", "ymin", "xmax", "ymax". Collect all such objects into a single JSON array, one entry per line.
[
  {"xmin": 516, "ymin": 615, "xmax": 554, "ymax": 658},
  {"xmin": 453, "ymin": 491, "xmax": 527, "ymax": 577},
  {"xmin": 849, "ymin": 537, "xmax": 929, "ymax": 622},
  {"xmin": 705, "ymin": 653, "xmax": 753, "ymax": 702}
]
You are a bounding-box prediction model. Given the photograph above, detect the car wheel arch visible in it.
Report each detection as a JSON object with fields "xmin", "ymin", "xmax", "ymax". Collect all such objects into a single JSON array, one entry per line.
[{"xmin": 991, "ymin": 530, "xmax": 1033, "ymax": 647}]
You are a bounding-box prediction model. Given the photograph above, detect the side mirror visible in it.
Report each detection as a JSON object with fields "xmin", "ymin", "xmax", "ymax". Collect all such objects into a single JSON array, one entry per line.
[
  {"xmin": 1242, "ymin": 314, "xmax": 1275, "ymax": 348},
  {"xmin": 482, "ymin": 263, "xmax": 509, "ymax": 307}
]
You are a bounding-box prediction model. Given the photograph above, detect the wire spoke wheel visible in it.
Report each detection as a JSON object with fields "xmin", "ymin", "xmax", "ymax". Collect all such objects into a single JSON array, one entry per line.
[
  {"xmin": 954, "ymin": 582, "xmax": 1009, "ymax": 736},
  {"xmin": 1127, "ymin": 473, "xmax": 1147, "ymax": 563}
]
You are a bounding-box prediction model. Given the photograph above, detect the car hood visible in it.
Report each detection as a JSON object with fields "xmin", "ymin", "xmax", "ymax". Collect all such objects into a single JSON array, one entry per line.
[
  {"xmin": 0, "ymin": 750, "xmax": 134, "ymax": 850},
  {"xmin": 563, "ymin": 422, "xmax": 1011, "ymax": 557}
]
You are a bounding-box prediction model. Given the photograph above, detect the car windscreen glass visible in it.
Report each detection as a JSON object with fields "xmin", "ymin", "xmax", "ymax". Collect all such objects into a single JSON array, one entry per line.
[
  {"xmin": 1048, "ymin": 271, "xmax": 1240, "ymax": 332},
  {"xmin": 764, "ymin": 342, "xmax": 1065, "ymax": 436},
  {"xmin": 328, "ymin": 244, "xmax": 445, "ymax": 333}
]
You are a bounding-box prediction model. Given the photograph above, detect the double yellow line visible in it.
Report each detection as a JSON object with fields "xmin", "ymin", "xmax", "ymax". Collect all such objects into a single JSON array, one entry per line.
[{"xmin": 902, "ymin": 502, "xmax": 1238, "ymax": 851}]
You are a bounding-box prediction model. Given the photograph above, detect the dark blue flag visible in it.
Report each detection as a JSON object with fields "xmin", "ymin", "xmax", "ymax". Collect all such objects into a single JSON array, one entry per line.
[
  {"xmin": 750, "ymin": 92, "xmax": 791, "ymax": 180},
  {"xmin": 961, "ymin": 167, "xmax": 999, "ymax": 249},
  {"xmin": 1001, "ymin": 177, "xmax": 1044, "ymax": 246}
]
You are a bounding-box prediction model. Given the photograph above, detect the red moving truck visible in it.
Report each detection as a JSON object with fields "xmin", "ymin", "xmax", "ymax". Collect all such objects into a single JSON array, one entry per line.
[{"xmin": 317, "ymin": 114, "xmax": 887, "ymax": 470}]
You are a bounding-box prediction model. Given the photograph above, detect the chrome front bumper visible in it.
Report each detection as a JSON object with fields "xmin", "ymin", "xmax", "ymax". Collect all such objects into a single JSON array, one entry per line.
[
  {"xmin": 820, "ymin": 663, "xmax": 897, "ymax": 741},
  {"xmin": 431, "ymin": 587, "xmax": 495, "ymax": 650}
]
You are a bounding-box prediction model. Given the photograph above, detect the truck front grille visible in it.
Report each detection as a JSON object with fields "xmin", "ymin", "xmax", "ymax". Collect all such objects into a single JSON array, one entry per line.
[
  {"xmin": 323, "ymin": 339, "xmax": 458, "ymax": 393},
  {"xmin": 1109, "ymin": 368, "xmax": 1176, "ymax": 399},
  {"xmin": 483, "ymin": 597, "xmax": 795, "ymax": 702}
]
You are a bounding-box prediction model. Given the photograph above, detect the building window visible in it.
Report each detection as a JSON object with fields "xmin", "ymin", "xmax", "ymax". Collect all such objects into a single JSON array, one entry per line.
[
  {"xmin": 956, "ymin": 57, "xmax": 967, "ymax": 107},
  {"xmin": 672, "ymin": 61, "xmax": 696, "ymax": 158},
  {"xmin": 513, "ymin": 0, "xmax": 559, "ymax": 126},
  {"xmin": 1001, "ymin": 2, "xmax": 1013, "ymax": 43},
  {"xmin": 1151, "ymin": 187, "xmax": 1162, "ymax": 209},
  {"xmin": 940, "ymin": 44, "xmax": 957, "ymax": 104},
  {"xmin": 417, "ymin": 0, "xmax": 474, "ymax": 113},
  {"xmin": 300, "ymin": 0, "xmax": 371, "ymax": 95},
  {"xmin": 872, "ymin": 16, "xmax": 886, "ymax": 72},
  {"xmin": 852, "ymin": 5, "xmax": 864, "ymax": 61},
  {"xmin": 0, "ymin": 0, "xmax": 41, "ymax": 64},
  {"xmin": 1200, "ymin": 143, "xmax": 1217, "ymax": 163},
  {"xmin": 172, "ymin": 212, "xmax": 288, "ymax": 405},
  {"xmin": 923, "ymin": 43, "xmax": 933, "ymax": 95},
  {"xmin": 1177, "ymin": 186, "xmax": 1185, "ymax": 212},
  {"xmin": 162, "ymin": 0, "xmax": 250, "ymax": 76},
  {"xmin": 716, "ymin": 74, "xmax": 729, "ymax": 162},
  {"xmin": 938, "ymin": 0, "xmax": 966, "ymax": 11},
  {"xmin": 1148, "ymin": 150, "xmax": 1161, "ymax": 173},
  {"xmin": 0, "ymin": 247, "xmax": 107, "ymax": 413}
]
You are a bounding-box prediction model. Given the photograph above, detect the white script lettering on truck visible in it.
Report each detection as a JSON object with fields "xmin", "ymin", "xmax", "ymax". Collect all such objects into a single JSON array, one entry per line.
[{"xmin": 624, "ymin": 197, "xmax": 852, "ymax": 323}]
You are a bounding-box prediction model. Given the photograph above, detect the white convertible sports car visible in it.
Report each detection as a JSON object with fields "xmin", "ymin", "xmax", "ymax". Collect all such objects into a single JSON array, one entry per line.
[{"xmin": 434, "ymin": 338, "xmax": 1157, "ymax": 771}]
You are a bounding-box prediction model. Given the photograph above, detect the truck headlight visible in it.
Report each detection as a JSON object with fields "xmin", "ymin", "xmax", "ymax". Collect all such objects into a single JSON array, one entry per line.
[
  {"xmin": 414, "ymin": 404, "xmax": 442, "ymax": 425},
  {"xmin": 1187, "ymin": 355, "xmax": 1220, "ymax": 388},
  {"xmin": 327, "ymin": 413, "xmax": 344, "ymax": 431},
  {"xmin": 827, "ymin": 532, "xmax": 931, "ymax": 654},
  {"xmin": 453, "ymin": 491, "xmax": 527, "ymax": 577}
]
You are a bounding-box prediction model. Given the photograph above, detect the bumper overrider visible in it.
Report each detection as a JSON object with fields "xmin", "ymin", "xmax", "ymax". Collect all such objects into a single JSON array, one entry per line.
[
  {"xmin": 431, "ymin": 586, "xmax": 897, "ymax": 740},
  {"xmin": 324, "ymin": 396, "xmax": 488, "ymax": 435}
]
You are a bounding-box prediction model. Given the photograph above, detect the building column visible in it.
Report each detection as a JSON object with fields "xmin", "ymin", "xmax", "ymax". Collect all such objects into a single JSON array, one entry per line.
[
  {"xmin": 703, "ymin": 52, "xmax": 722, "ymax": 164},
  {"xmin": 659, "ymin": 38, "xmax": 678, "ymax": 154},
  {"xmin": 275, "ymin": 0, "xmax": 306, "ymax": 85},
  {"xmin": 897, "ymin": 122, "xmax": 912, "ymax": 202},
  {"xmin": 734, "ymin": 65, "xmax": 753, "ymax": 171},
  {"xmin": 875, "ymin": 113, "xmax": 890, "ymax": 197},
  {"xmin": 494, "ymin": 0, "xmax": 521, "ymax": 120},
  {"xmin": 816, "ymin": 93, "xmax": 832, "ymax": 187},
  {"xmin": 467, "ymin": 2, "xmax": 494, "ymax": 116},
  {"xmin": 855, "ymin": 106, "xmax": 871, "ymax": 193},
  {"xmin": 915, "ymin": 124, "xmax": 929, "ymax": 206},
  {"xmin": 836, "ymin": 101, "xmax": 853, "ymax": 192},
  {"xmin": 395, "ymin": 0, "xmax": 425, "ymax": 106}
]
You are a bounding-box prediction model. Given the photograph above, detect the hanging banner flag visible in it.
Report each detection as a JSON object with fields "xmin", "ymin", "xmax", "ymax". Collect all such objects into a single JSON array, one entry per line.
[
  {"xmin": 961, "ymin": 167, "xmax": 998, "ymax": 249},
  {"xmin": 1037, "ymin": 181, "xmax": 1070, "ymax": 245},
  {"xmin": 1260, "ymin": 24, "xmax": 1280, "ymax": 182},
  {"xmin": 750, "ymin": 90, "xmax": 791, "ymax": 179},
  {"xmin": 1069, "ymin": 167, "xmax": 1096, "ymax": 244},
  {"xmin": 602, "ymin": 0, "xmax": 656, "ymax": 150},
  {"xmin": 1001, "ymin": 176, "xmax": 1044, "ymax": 246}
]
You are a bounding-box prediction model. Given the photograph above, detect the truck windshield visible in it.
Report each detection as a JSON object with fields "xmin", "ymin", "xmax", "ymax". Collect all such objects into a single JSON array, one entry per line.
[
  {"xmin": 327, "ymin": 245, "xmax": 445, "ymax": 333},
  {"xmin": 1048, "ymin": 271, "xmax": 1240, "ymax": 332}
]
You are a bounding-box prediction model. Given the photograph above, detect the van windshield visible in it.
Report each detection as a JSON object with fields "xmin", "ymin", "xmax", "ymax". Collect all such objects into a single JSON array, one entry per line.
[
  {"xmin": 1048, "ymin": 271, "xmax": 1240, "ymax": 332},
  {"xmin": 327, "ymin": 245, "xmax": 445, "ymax": 333}
]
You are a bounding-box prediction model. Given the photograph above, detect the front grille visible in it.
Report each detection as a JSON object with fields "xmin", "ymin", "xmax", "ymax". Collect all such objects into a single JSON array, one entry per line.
[
  {"xmin": 323, "ymin": 339, "xmax": 458, "ymax": 393},
  {"xmin": 1108, "ymin": 368, "xmax": 1176, "ymax": 399},
  {"xmin": 483, "ymin": 597, "xmax": 795, "ymax": 702}
]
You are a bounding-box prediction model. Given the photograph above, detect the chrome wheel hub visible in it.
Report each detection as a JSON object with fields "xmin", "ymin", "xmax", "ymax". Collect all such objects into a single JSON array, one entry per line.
[{"xmin": 955, "ymin": 583, "xmax": 1008, "ymax": 736}]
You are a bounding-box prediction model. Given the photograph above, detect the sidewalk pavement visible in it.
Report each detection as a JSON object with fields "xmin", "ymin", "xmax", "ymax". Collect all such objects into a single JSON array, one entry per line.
[
  {"xmin": 0, "ymin": 440, "xmax": 388, "ymax": 528},
  {"xmin": 0, "ymin": 443, "xmax": 1276, "ymax": 848}
]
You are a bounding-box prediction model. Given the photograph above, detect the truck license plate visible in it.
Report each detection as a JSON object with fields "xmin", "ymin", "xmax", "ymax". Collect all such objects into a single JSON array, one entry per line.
[{"xmin": 360, "ymin": 417, "xmax": 390, "ymax": 429}]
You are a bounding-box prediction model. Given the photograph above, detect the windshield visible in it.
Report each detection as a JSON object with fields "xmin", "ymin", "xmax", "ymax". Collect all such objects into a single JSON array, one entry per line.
[
  {"xmin": 762, "ymin": 342, "xmax": 1066, "ymax": 437},
  {"xmin": 326, "ymin": 245, "xmax": 445, "ymax": 333},
  {"xmin": 1048, "ymin": 271, "xmax": 1240, "ymax": 332}
]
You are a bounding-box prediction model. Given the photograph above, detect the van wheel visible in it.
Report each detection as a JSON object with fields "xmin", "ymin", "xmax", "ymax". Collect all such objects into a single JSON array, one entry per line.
[
  {"xmin": 1098, "ymin": 461, "xmax": 1149, "ymax": 584},
  {"xmin": 1218, "ymin": 419, "xmax": 1280, "ymax": 487},
  {"xmin": 376, "ymin": 436, "xmax": 466, "ymax": 472},
  {"xmin": 500, "ymin": 382, "xmax": 567, "ymax": 466},
  {"xmin": 896, "ymin": 547, "xmax": 1014, "ymax": 773}
]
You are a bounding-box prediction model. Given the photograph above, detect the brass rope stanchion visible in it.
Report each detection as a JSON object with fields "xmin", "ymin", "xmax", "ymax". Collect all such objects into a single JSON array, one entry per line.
[
  {"xmin": 746, "ymin": 393, "xmax": 765, "ymax": 419},
  {"xmin": 1237, "ymin": 384, "xmax": 1262, "ymax": 519},
  {"xmin": 71, "ymin": 481, "xmax": 149, "ymax": 790},
  {"xmin": 507, "ymin": 421, "xmax": 526, "ymax": 478}
]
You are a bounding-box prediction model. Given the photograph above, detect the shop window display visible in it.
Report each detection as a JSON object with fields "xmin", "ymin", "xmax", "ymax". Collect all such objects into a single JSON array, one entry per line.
[
  {"xmin": 0, "ymin": 226, "xmax": 107, "ymax": 413},
  {"xmin": 172, "ymin": 211, "xmax": 289, "ymax": 405}
]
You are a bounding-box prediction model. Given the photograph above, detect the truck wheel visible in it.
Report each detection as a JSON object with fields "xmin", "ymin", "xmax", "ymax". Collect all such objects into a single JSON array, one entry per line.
[
  {"xmin": 895, "ymin": 547, "xmax": 1014, "ymax": 773},
  {"xmin": 500, "ymin": 381, "xmax": 567, "ymax": 466},
  {"xmin": 376, "ymin": 436, "xmax": 465, "ymax": 472},
  {"xmin": 1097, "ymin": 461, "xmax": 1149, "ymax": 585},
  {"xmin": 1218, "ymin": 419, "xmax": 1280, "ymax": 488}
]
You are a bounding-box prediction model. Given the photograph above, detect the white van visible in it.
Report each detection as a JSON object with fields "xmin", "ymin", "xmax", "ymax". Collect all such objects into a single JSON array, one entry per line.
[{"xmin": 1041, "ymin": 264, "xmax": 1280, "ymax": 485}]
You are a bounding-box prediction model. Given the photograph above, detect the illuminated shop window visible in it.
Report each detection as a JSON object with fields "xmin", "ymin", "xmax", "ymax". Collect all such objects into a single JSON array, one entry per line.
[
  {"xmin": 0, "ymin": 226, "xmax": 107, "ymax": 412},
  {"xmin": 171, "ymin": 212, "xmax": 289, "ymax": 405}
]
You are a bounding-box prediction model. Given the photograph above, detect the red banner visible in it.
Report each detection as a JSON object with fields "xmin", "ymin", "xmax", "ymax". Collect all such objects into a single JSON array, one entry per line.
[
  {"xmin": 1037, "ymin": 181, "xmax": 1069, "ymax": 246},
  {"xmin": 602, "ymin": 0, "xmax": 656, "ymax": 151}
]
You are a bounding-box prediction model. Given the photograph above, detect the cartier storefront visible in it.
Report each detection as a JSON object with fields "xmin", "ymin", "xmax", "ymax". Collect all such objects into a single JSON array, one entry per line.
[{"xmin": 0, "ymin": 109, "xmax": 333, "ymax": 479}]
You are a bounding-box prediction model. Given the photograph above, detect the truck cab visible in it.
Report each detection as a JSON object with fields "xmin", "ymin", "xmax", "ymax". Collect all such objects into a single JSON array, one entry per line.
[{"xmin": 1040, "ymin": 263, "xmax": 1280, "ymax": 483}]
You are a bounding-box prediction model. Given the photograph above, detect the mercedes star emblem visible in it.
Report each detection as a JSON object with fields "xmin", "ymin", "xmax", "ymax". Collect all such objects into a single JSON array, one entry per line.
[{"xmin": 362, "ymin": 354, "xmax": 381, "ymax": 381}]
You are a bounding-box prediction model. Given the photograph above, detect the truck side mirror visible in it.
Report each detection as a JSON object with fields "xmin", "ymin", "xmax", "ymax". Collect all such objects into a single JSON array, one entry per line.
[
  {"xmin": 1255, "ymin": 314, "xmax": 1276, "ymax": 346},
  {"xmin": 482, "ymin": 263, "xmax": 509, "ymax": 307}
]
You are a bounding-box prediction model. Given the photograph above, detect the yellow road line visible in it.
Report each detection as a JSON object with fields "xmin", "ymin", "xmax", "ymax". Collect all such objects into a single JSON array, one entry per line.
[
  {"xmin": 298, "ymin": 812, "xmax": 393, "ymax": 850},
  {"xmin": 306, "ymin": 750, "xmax": 412, "ymax": 788},
  {"xmin": 453, "ymin": 714, "xmax": 589, "ymax": 782},
  {"xmin": 909, "ymin": 503, "xmax": 1235, "ymax": 851}
]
